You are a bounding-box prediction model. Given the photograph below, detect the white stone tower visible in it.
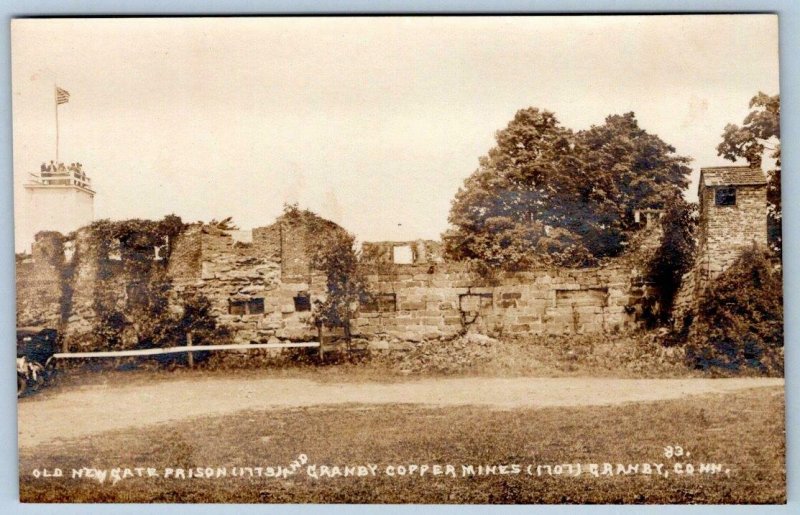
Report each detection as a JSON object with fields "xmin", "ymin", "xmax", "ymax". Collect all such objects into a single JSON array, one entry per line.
[{"xmin": 22, "ymin": 162, "xmax": 95, "ymax": 251}]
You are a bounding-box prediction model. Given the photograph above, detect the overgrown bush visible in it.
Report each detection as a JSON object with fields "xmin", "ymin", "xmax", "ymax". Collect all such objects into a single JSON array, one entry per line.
[
  {"xmin": 644, "ymin": 197, "xmax": 696, "ymax": 326},
  {"xmin": 146, "ymin": 292, "xmax": 230, "ymax": 366},
  {"xmin": 685, "ymin": 246, "xmax": 783, "ymax": 374}
]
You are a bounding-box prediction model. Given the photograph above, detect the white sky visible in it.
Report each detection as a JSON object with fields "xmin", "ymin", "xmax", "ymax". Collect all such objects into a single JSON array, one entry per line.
[{"xmin": 11, "ymin": 15, "xmax": 780, "ymax": 251}]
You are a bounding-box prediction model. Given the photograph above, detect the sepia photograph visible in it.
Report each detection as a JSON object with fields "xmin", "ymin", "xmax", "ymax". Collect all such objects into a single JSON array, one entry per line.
[{"xmin": 11, "ymin": 15, "xmax": 784, "ymax": 504}]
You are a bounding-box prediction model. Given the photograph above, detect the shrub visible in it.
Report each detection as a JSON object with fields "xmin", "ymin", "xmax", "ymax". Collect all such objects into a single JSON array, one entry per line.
[
  {"xmin": 645, "ymin": 197, "xmax": 696, "ymax": 326},
  {"xmin": 685, "ymin": 246, "xmax": 783, "ymax": 374}
]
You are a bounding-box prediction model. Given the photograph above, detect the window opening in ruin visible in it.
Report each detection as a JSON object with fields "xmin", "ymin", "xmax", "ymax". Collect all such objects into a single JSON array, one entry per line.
[
  {"xmin": 64, "ymin": 240, "xmax": 75, "ymax": 262},
  {"xmin": 294, "ymin": 292, "xmax": 311, "ymax": 312},
  {"xmin": 229, "ymin": 297, "xmax": 265, "ymax": 315},
  {"xmin": 125, "ymin": 281, "xmax": 148, "ymax": 307},
  {"xmin": 458, "ymin": 292, "xmax": 493, "ymax": 312},
  {"xmin": 362, "ymin": 293, "xmax": 397, "ymax": 313},
  {"xmin": 715, "ymin": 187, "xmax": 737, "ymax": 206},
  {"xmin": 107, "ymin": 239, "xmax": 122, "ymax": 261},
  {"xmin": 154, "ymin": 244, "xmax": 167, "ymax": 261},
  {"xmin": 229, "ymin": 300, "xmax": 247, "ymax": 315},
  {"xmin": 248, "ymin": 298, "xmax": 265, "ymax": 314},
  {"xmin": 392, "ymin": 245, "xmax": 413, "ymax": 264}
]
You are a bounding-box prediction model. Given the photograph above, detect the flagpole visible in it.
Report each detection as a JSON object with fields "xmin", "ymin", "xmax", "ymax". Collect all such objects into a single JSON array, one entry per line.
[{"xmin": 54, "ymin": 84, "xmax": 59, "ymax": 164}]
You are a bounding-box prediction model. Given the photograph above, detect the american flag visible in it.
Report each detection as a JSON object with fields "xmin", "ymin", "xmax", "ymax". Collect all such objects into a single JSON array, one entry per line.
[{"xmin": 56, "ymin": 87, "xmax": 70, "ymax": 105}]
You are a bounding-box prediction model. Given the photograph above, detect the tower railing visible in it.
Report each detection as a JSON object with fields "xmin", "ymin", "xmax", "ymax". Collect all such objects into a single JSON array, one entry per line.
[{"xmin": 29, "ymin": 165, "xmax": 93, "ymax": 190}]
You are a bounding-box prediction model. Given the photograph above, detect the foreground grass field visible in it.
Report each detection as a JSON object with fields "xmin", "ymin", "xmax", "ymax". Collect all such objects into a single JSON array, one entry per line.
[{"xmin": 20, "ymin": 386, "xmax": 784, "ymax": 503}]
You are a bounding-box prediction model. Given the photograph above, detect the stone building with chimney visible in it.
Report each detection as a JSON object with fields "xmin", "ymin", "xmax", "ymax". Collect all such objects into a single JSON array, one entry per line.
[{"xmin": 672, "ymin": 165, "xmax": 769, "ymax": 325}]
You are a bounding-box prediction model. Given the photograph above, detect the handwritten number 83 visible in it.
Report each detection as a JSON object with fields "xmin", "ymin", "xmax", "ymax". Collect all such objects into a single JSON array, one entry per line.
[{"xmin": 664, "ymin": 446, "xmax": 686, "ymax": 459}]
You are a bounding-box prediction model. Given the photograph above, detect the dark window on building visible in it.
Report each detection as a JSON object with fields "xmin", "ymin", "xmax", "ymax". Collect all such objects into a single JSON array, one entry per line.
[
  {"xmin": 229, "ymin": 299, "xmax": 248, "ymax": 315},
  {"xmin": 126, "ymin": 281, "xmax": 148, "ymax": 307},
  {"xmin": 229, "ymin": 297, "xmax": 264, "ymax": 315},
  {"xmin": 248, "ymin": 298, "xmax": 265, "ymax": 314},
  {"xmin": 294, "ymin": 292, "xmax": 311, "ymax": 312},
  {"xmin": 362, "ymin": 293, "xmax": 397, "ymax": 313},
  {"xmin": 715, "ymin": 187, "xmax": 737, "ymax": 206}
]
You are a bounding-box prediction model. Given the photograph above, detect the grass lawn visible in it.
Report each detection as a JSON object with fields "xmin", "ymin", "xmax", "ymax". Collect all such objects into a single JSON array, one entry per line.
[{"xmin": 19, "ymin": 386, "xmax": 784, "ymax": 503}]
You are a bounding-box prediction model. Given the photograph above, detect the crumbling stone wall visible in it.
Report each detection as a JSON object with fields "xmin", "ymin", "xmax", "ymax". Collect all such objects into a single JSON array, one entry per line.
[
  {"xmin": 59, "ymin": 225, "xmax": 176, "ymax": 350},
  {"xmin": 16, "ymin": 207, "xmax": 675, "ymax": 350},
  {"xmin": 61, "ymin": 228, "xmax": 104, "ymax": 345},
  {"xmin": 17, "ymin": 227, "xmax": 158, "ymax": 349},
  {"xmin": 16, "ymin": 215, "xmax": 653, "ymax": 348},
  {"xmin": 15, "ymin": 213, "xmax": 342, "ymax": 349},
  {"xmin": 352, "ymin": 263, "xmax": 641, "ymax": 341},
  {"xmin": 15, "ymin": 233, "xmax": 63, "ymax": 328},
  {"xmin": 280, "ymin": 215, "xmax": 312, "ymax": 281},
  {"xmin": 167, "ymin": 220, "xmax": 327, "ymax": 344}
]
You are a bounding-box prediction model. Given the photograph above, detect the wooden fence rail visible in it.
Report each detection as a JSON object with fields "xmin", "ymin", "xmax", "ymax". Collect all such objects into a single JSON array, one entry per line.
[{"xmin": 51, "ymin": 341, "xmax": 320, "ymax": 360}]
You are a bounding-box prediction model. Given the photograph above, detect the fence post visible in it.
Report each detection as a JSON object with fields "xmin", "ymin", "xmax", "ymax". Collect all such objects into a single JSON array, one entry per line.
[
  {"xmin": 187, "ymin": 331, "xmax": 194, "ymax": 369},
  {"xmin": 317, "ymin": 326, "xmax": 324, "ymax": 361}
]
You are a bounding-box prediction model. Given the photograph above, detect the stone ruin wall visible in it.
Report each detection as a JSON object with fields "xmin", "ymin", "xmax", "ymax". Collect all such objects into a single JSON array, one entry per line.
[
  {"xmin": 361, "ymin": 240, "xmax": 443, "ymax": 265},
  {"xmin": 167, "ymin": 222, "xmax": 326, "ymax": 344},
  {"xmin": 169, "ymin": 227, "xmax": 647, "ymax": 344},
  {"xmin": 353, "ymin": 263, "xmax": 642, "ymax": 342},
  {"xmin": 15, "ymin": 241, "xmax": 62, "ymax": 329},
  {"xmin": 16, "ymin": 172, "xmax": 772, "ymax": 349},
  {"xmin": 696, "ymin": 184, "xmax": 767, "ymax": 282},
  {"xmin": 17, "ymin": 229, "xmax": 172, "ymax": 350},
  {"xmin": 17, "ymin": 218, "xmax": 654, "ymax": 349},
  {"xmin": 15, "ymin": 218, "xmax": 328, "ymax": 350}
]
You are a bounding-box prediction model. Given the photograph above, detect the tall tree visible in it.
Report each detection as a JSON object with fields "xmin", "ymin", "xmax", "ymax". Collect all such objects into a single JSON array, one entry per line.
[
  {"xmin": 717, "ymin": 92, "xmax": 781, "ymax": 252},
  {"xmin": 445, "ymin": 108, "xmax": 692, "ymax": 269},
  {"xmin": 446, "ymin": 108, "xmax": 588, "ymax": 268},
  {"xmin": 575, "ymin": 113, "xmax": 692, "ymax": 243}
]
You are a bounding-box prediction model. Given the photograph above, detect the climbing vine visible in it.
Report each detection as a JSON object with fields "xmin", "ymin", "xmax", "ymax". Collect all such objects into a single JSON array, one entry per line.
[{"xmin": 64, "ymin": 215, "xmax": 193, "ymax": 351}]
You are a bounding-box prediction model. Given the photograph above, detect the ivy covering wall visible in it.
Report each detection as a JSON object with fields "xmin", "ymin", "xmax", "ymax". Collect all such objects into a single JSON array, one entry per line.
[{"xmin": 53, "ymin": 216, "xmax": 226, "ymax": 356}]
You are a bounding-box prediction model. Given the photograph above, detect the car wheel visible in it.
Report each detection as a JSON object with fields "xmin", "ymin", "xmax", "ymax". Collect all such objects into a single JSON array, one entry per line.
[
  {"xmin": 31, "ymin": 373, "xmax": 45, "ymax": 392},
  {"xmin": 17, "ymin": 375, "xmax": 26, "ymax": 398}
]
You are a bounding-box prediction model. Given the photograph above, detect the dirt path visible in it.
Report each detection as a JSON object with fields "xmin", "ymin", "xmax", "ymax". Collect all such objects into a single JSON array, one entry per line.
[{"xmin": 18, "ymin": 376, "xmax": 783, "ymax": 448}]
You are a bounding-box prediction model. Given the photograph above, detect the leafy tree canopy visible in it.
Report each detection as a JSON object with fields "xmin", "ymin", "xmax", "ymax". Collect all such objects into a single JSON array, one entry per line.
[
  {"xmin": 717, "ymin": 92, "xmax": 780, "ymax": 168},
  {"xmin": 445, "ymin": 108, "xmax": 692, "ymax": 269}
]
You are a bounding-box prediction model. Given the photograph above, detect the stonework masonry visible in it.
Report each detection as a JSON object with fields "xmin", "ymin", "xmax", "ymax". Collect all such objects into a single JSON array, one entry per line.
[
  {"xmin": 15, "ymin": 234, "xmax": 63, "ymax": 329},
  {"xmin": 16, "ymin": 214, "xmax": 333, "ymax": 349},
  {"xmin": 354, "ymin": 263, "xmax": 641, "ymax": 342},
  {"xmin": 17, "ymin": 225, "xmax": 653, "ymax": 350},
  {"xmin": 168, "ymin": 221, "xmax": 326, "ymax": 344},
  {"xmin": 361, "ymin": 240, "xmax": 443, "ymax": 265},
  {"xmin": 672, "ymin": 166, "xmax": 768, "ymax": 325}
]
